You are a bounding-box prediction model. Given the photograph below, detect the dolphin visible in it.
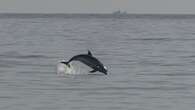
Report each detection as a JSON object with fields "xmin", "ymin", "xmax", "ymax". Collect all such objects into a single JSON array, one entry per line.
[{"xmin": 60, "ymin": 50, "xmax": 108, "ymax": 75}]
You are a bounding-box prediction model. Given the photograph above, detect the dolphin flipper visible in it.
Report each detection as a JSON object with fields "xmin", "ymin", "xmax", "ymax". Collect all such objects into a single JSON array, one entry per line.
[{"xmin": 89, "ymin": 69, "xmax": 97, "ymax": 73}]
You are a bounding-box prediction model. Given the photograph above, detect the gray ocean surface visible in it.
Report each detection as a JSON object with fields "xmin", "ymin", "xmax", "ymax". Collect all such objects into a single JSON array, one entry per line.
[{"xmin": 0, "ymin": 14, "xmax": 195, "ymax": 110}]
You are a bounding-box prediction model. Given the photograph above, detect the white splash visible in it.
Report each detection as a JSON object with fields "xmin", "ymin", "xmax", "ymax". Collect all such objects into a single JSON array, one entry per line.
[
  {"xmin": 57, "ymin": 62, "xmax": 75, "ymax": 76},
  {"xmin": 57, "ymin": 61, "xmax": 90, "ymax": 76}
]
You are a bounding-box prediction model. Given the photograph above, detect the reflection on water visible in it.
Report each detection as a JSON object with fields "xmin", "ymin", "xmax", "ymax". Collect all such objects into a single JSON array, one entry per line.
[{"xmin": 0, "ymin": 15, "xmax": 195, "ymax": 110}]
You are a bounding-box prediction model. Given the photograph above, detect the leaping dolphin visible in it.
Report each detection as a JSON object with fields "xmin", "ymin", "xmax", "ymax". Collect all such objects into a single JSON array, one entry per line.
[{"xmin": 60, "ymin": 50, "xmax": 108, "ymax": 75}]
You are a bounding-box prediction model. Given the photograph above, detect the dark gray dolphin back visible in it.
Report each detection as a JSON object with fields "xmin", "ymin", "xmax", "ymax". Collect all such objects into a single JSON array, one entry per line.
[
  {"xmin": 67, "ymin": 50, "xmax": 107, "ymax": 75},
  {"xmin": 68, "ymin": 51, "xmax": 101, "ymax": 68}
]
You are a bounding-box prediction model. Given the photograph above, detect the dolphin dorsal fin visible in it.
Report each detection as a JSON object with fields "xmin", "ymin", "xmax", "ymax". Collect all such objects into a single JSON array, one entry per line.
[{"xmin": 88, "ymin": 50, "xmax": 92, "ymax": 56}]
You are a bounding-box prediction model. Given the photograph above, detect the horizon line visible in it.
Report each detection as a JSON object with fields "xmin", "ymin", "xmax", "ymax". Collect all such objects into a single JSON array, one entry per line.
[{"xmin": 0, "ymin": 12, "xmax": 195, "ymax": 15}]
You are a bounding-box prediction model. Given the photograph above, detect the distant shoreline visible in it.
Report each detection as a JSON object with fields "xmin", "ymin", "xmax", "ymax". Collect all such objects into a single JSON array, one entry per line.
[{"xmin": 0, "ymin": 13, "xmax": 195, "ymax": 19}]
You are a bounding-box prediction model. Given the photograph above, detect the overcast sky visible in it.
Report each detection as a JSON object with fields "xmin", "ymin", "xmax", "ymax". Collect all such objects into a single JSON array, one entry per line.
[{"xmin": 0, "ymin": 0, "xmax": 195, "ymax": 14}]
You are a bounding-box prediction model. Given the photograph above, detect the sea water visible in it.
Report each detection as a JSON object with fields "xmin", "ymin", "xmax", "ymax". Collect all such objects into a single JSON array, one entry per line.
[{"xmin": 0, "ymin": 14, "xmax": 195, "ymax": 110}]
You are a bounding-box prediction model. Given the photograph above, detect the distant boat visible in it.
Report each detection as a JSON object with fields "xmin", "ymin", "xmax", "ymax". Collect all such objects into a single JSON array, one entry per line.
[{"xmin": 112, "ymin": 10, "xmax": 127, "ymax": 15}]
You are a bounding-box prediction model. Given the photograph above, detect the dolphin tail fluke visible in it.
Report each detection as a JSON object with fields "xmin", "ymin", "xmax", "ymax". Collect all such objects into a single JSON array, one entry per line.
[{"xmin": 60, "ymin": 61, "xmax": 70, "ymax": 67}]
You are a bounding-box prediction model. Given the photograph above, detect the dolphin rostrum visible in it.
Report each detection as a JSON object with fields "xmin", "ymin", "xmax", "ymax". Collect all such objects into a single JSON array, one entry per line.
[{"xmin": 60, "ymin": 50, "xmax": 108, "ymax": 75}]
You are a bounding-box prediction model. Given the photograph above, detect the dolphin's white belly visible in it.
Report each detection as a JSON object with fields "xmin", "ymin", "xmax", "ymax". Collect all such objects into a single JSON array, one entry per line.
[{"xmin": 57, "ymin": 61, "xmax": 91, "ymax": 76}]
